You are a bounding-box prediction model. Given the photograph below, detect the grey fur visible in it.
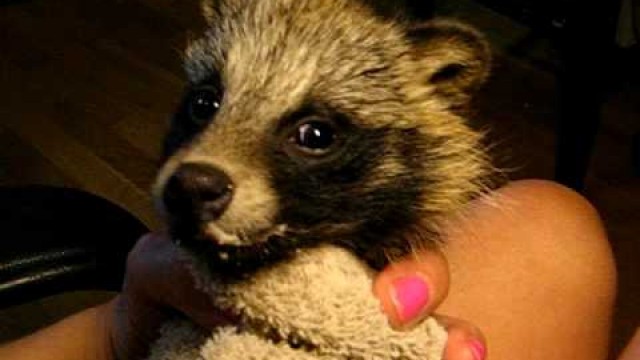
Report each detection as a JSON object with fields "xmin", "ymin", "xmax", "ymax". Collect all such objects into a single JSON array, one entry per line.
[
  {"xmin": 150, "ymin": 0, "xmax": 493, "ymax": 358},
  {"xmin": 154, "ymin": 0, "xmax": 493, "ymax": 258}
]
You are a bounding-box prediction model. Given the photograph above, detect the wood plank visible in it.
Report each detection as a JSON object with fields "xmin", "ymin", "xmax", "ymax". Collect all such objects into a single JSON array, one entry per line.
[
  {"xmin": 0, "ymin": 126, "xmax": 76, "ymax": 188},
  {"xmin": 2, "ymin": 108, "xmax": 159, "ymax": 228}
]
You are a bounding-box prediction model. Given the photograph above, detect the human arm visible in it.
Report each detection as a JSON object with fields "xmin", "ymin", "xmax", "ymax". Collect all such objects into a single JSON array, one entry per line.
[
  {"xmin": 0, "ymin": 300, "xmax": 114, "ymax": 360},
  {"xmin": 375, "ymin": 180, "xmax": 617, "ymax": 360}
]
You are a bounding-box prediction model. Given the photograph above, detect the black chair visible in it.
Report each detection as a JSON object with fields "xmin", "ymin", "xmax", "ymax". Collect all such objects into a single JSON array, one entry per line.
[{"xmin": 0, "ymin": 186, "xmax": 148, "ymax": 309}]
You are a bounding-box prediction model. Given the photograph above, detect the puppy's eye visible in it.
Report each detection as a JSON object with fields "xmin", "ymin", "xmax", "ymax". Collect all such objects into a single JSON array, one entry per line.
[
  {"xmin": 291, "ymin": 120, "xmax": 336, "ymax": 154},
  {"xmin": 187, "ymin": 86, "xmax": 221, "ymax": 125}
]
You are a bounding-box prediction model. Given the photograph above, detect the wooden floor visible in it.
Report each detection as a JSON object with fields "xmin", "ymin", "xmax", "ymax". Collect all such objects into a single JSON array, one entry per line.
[{"xmin": 1, "ymin": 0, "xmax": 638, "ymax": 356}]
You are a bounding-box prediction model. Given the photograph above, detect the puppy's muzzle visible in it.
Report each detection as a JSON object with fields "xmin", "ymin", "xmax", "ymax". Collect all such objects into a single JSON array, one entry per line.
[{"xmin": 163, "ymin": 163, "xmax": 234, "ymax": 223}]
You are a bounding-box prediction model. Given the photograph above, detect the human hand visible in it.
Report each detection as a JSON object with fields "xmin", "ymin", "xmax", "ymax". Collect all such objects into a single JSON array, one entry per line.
[
  {"xmin": 108, "ymin": 232, "xmax": 232, "ymax": 360},
  {"xmin": 109, "ymin": 232, "xmax": 486, "ymax": 360},
  {"xmin": 374, "ymin": 250, "xmax": 487, "ymax": 360}
]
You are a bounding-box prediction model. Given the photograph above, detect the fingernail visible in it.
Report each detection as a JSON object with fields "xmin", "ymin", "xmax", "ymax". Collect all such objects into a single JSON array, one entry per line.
[
  {"xmin": 468, "ymin": 340, "xmax": 486, "ymax": 360},
  {"xmin": 391, "ymin": 276, "xmax": 430, "ymax": 323}
]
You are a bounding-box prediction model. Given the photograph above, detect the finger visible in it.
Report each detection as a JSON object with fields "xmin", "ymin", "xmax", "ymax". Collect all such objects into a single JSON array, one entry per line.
[
  {"xmin": 167, "ymin": 259, "xmax": 239, "ymax": 330},
  {"xmin": 436, "ymin": 315, "xmax": 487, "ymax": 360},
  {"xmin": 174, "ymin": 291, "xmax": 238, "ymax": 330},
  {"xmin": 373, "ymin": 249, "xmax": 450, "ymax": 330},
  {"xmin": 124, "ymin": 232, "xmax": 179, "ymax": 292},
  {"xmin": 151, "ymin": 233, "xmax": 239, "ymax": 329},
  {"xmin": 127, "ymin": 232, "xmax": 234, "ymax": 330}
]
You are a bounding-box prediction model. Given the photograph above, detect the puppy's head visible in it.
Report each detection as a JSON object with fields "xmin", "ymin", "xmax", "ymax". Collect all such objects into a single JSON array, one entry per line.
[{"xmin": 153, "ymin": 0, "xmax": 492, "ymax": 275}]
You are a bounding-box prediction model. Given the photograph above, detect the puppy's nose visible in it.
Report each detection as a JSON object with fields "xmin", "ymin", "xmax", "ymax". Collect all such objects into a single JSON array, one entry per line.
[{"xmin": 163, "ymin": 163, "xmax": 234, "ymax": 220}]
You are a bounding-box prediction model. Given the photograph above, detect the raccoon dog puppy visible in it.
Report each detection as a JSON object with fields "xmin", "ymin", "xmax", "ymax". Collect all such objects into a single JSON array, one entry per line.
[{"xmin": 149, "ymin": 0, "xmax": 492, "ymax": 358}]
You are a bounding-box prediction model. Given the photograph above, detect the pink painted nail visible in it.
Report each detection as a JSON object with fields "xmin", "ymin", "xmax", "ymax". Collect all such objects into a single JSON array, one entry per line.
[
  {"xmin": 468, "ymin": 340, "xmax": 486, "ymax": 360},
  {"xmin": 391, "ymin": 276, "xmax": 430, "ymax": 323}
]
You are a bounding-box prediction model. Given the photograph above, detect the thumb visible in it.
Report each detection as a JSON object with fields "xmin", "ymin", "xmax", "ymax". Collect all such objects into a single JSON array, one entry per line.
[{"xmin": 373, "ymin": 249, "xmax": 450, "ymax": 330}]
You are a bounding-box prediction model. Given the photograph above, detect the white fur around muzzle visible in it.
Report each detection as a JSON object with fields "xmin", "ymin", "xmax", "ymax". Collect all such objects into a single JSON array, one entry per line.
[{"xmin": 147, "ymin": 245, "xmax": 447, "ymax": 360}]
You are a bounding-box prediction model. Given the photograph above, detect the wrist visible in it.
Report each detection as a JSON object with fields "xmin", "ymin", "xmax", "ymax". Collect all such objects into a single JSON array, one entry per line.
[
  {"xmin": 103, "ymin": 296, "xmax": 124, "ymax": 360},
  {"xmin": 108, "ymin": 293, "xmax": 144, "ymax": 360},
  {"xmin": 108, "ymin": 292, "xmax": 172, "ymax": 360}
]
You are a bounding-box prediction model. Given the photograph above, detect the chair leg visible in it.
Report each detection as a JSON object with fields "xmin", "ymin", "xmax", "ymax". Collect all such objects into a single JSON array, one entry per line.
[
  {"xmin": 553, "ymin": 1, "xmax": 621, "ymax": 191},
  {"xmin": 554, "ymin": 75, "xmax": 603, "ymax": 191}
]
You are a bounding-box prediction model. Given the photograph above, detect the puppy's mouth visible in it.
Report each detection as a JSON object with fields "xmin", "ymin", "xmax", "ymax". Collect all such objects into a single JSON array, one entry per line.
[
  {"xmin": 170, "ymin": 221, "xmax": 302, "ymax": 276},
  {"xmin": 203, "ymin": 223, "xmax": 288, "ymax": 247}
]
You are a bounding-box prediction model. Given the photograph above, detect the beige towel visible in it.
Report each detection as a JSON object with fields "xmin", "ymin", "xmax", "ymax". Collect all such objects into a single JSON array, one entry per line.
[{"xmin": 148, "ymin": 245, "xmax": 447, "ymax": 360}]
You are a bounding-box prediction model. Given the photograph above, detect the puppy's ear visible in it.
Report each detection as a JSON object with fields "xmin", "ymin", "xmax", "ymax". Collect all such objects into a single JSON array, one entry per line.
[
  {"xmin": 201, "ymin": 0, "xmax": 218, "ymax": 24},
  {"xmin": 407, "ymin": 19, "xmax": 491, "ymax": 106}
]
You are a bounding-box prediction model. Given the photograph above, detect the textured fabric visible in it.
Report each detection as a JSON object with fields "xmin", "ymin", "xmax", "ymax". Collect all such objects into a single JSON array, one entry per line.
[{"xmin": 148, "ymin": 245, "xmax": 447, "ymax": 359}]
